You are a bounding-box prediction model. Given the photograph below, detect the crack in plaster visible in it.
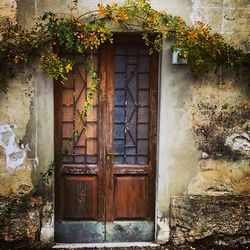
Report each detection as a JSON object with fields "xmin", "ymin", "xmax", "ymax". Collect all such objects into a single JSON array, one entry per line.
[{"xmin": 0, "ymin": 123, "xmax": 29, "ymax": 169}]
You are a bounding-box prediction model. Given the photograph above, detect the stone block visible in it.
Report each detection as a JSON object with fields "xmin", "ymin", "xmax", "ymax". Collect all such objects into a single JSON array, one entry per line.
[
  {"xmin": 170, "ymin": 195, "xmax": 250, "ymax": 248},
  {"xmin": 0, "ymin": 196, "xmax": 42, "ymax": 248}
]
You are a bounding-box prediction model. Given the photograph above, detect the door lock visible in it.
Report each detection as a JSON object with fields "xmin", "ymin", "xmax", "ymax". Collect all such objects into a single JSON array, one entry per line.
[{"xmin": 105, "ymin": 149, "xmax": 117, "ymax": 169}]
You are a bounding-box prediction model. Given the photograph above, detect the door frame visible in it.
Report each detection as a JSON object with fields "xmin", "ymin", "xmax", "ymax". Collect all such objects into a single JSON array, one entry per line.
[{"xmin": 53, "ymin": 33, "xmax": 160, "ymax": 243}]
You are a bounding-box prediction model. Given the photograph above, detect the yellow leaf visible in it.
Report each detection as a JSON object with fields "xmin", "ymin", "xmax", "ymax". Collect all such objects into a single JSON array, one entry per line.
[{"xmin": 65, "ymin": 64, "xmax": 72, "ymax": 73}]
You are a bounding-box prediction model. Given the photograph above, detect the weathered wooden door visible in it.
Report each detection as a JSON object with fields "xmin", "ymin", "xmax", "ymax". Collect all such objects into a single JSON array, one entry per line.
[{"xmin": 55, "ymin": 35, "xmax": 158, "ymax": 243}]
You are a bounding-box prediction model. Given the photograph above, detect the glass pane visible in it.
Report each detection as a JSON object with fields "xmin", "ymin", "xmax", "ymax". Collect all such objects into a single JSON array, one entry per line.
[
  {"xmin": 139, "ymin": 56, "xmax": 150, "ymax": 72},
  {"xmin": 63, "ymin": 155, "xmax": 73, "ymax": 163},
  {"xmin": 126, "ymin": 147, "xmax": 136, "ymax": 155},
  {"xmin": 138, "ymin": 74, "xmax": 149, "ymax": 89},
  {"xmin": 138, "ymin": 90, "xmax": 149, "ymax": 106},
  {"xmin": 75, "ymin": 147, "xmax": 85, "ymax": 155},
  {"xmin": 115, "ymin": 90, "xmax": 125, "ymax": 105},
  {"xmin": 128, "ymin": 56, "xmax": 136, "ymax": 64},
  {"xmin": 138, "ymin": 107, "xmax": 149, "ymax": 122},
  {"xmin": 114, "ymin": 107, "xmax": 125, "ymax": 122},
  {"xmin": 63, "ymin": 107, "xmax": 73, "ymax": 121},
  {"xmin": 125, "ymin": 156, "xmax": 136, "ymax": 164},
  {"xmin": 138, "ymin": 140, "xmax": 148, "ymax": 155},
  {"xmin": 127, "ymin": 46, "xmax": 138, "ymax": 55},
  {"xmin": 86, "ymin": 155, "xmax": 98, "ymax": 164},
  {"xmin": 63, "ymin": 139, "xmax": 73, "ymax": 154},
  {"xmin": 139, "ymin": 47, "xmax": 149, "ymax": 55},
  {"xmin": 76, "ymin": 132, "xmax": 86, "ymax": 147},
  {"xmin": 114, "ymin": 156, "xmax": 124, "ymax": 164},
  {"xmin": 62, "ymin": 89, "xmax": 74, "ymax": 104},
  {"xmin": 138, "ymin": 124, "xmax": 149, "ymax": 139},
  {"xmin": 60, "ymin": 57, "xmax": 99, "ymax": 165},
  {"xmin": 75, "ymin": 155, "xmax": 85, "ymax": 163},
  {"xmin": 126, "ymin": 128, "xmax": 136, "ymax": 146},
  {"xmin": 137, "ymin": 156, "xmax": 148, "ymax": 164},
  {"xmin": 115, "ymin": 73, "xmax": 126, "ymax": 89},
  {"xmin": 115, "ymin": 56, "xmax": 126, "ymax": 72},
  {"xmin": 85, "ymin": 123, "xmax": 97, "ymax": 138},
  {"xmin": 115, "ymin": 45, "xmax": 126, "ymax": 54},
  {"xmin": 114, "ymin": 124, "xmax": 124, "ymax": 139},
  {"xmin": 114, "ymin": 140, "xmax": 124, "ymax": 154},
  {"xmin": 63, "ymin": 123, "xmax": 73, "ymax": 138},
  {"xmin": 87, "ymin": 107, "xmax": 98, "ymax": 122},
  {"xmin": 113, "ymin": 44, "xmax": 151, "ymax": 165},
  {"xmin": 86, "ymin": 139, "xmax": 97, "ymax": 155}
]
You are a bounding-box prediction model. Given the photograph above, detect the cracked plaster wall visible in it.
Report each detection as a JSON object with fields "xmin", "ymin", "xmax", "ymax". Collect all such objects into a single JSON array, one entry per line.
[
  {"xmin": 0, "ymin": 0, "xmax": 249, "ymax": 245},
  {"xmin": 0, "ymin": 67, "xmax": 36, "ymax": 196}
]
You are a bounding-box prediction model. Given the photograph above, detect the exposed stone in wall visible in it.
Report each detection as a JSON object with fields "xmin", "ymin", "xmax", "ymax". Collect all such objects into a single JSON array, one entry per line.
[
  {"xmin": 0, "ymin": 196, "xmax": 42, "ymax": 248},
  {"xmin": 170, "ymin": 195, "xmax": 250, "ymax": 248}
]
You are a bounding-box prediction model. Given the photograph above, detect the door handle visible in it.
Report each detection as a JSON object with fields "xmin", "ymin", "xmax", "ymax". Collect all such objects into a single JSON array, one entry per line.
[
  {"xmin": 107, "ymin": 151, "xmax": 116, "ymax": 156},
  {"xmin": 105, "ymin": 149, "xmax": 117, "ymax": 169}
]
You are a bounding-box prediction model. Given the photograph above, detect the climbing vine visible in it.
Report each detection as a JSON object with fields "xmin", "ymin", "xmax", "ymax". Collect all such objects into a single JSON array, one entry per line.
[
  {"xmin": 0, "ymin": 0, "xmax": 249, "ymax": 94},
  {"xmin": 0, "ymin": 0, "xmax": 249, "ymax": 191}
]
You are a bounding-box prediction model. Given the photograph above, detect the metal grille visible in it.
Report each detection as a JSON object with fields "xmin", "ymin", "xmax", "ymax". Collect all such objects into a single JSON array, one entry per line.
[
  {"xmin": 61, "ymin": 57, "xmax": 98, "ymax": 164},
  {"xmin": 113, "ymin": 45, "xmax": 150, "ymax": 164}
]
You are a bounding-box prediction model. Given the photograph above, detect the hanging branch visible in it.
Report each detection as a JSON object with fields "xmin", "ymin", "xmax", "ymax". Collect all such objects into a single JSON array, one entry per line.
[{"xmin": 0, "ymin": 0, "xmax": 248, "ymax": 93}]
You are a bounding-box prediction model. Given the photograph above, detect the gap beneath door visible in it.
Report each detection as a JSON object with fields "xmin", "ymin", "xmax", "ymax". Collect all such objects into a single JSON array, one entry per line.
[{"xmin": 53, "ymin": 242, "xmax": 160, "ymax": 249}]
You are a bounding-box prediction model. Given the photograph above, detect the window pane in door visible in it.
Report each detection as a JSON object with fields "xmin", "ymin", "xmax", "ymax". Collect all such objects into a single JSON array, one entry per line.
[{"xmin": 113, "ymin": 45, "xmax": 150, "ymax": 165}]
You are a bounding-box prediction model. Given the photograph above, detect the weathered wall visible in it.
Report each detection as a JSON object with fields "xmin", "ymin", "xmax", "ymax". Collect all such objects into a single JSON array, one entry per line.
[
  {"xmin": 0, "ymin": 61, "xmax": 54, "ymax": 245},
  {"xmin": 170, "ymin": 195, "xmax": 250, "ymax": 247},
  {"xmin": 187, "ymin": 74, "xmax": 250, "ymax": 196},
  {"xmin": 0, "ymin": 0, "xmax": 249, "ymax": 246},
  {"xmin": 0, "ymin": 66, "xmax": 36, "ymax": 196}
]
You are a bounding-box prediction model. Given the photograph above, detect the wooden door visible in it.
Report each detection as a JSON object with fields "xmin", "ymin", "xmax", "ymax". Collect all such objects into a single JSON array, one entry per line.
[{"xmin": 55, "ymin": 35, "xmax": 158, "ymax": 243}]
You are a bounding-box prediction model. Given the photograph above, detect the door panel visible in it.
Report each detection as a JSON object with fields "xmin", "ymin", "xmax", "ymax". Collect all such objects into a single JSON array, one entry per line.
[
  {"xmin": 55, "ymin": 35, "xmax": 158, "ymax": 243},
  {"xmin": 114, "ymin": 175, "xmax": 148, "ymax": 219},
  {"xmin": 105, "ymin": 36, "xmax": 158, "ymax": 242},
  {"xmin": 55, "ymin": 54, "xmax": 105, "ymax": 243},
  {"xmin": 63, "ymin": 176, "xmax": 98, "ymax": 220}
]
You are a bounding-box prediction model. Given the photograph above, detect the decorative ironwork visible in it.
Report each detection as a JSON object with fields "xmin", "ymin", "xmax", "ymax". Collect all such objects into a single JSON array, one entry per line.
[
  {"xmin": 61, "ymin": 58, "xmax": 98, "ymax": 164},
  {"xmin": 113, "ymin": 45, "xmax": 150, "ymax": 164}
]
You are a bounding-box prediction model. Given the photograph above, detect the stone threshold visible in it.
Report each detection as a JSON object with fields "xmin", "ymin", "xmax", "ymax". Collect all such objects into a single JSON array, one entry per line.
[{"xmin": 53, "ymin": 242, "xmax": 160, "ymax": 248}]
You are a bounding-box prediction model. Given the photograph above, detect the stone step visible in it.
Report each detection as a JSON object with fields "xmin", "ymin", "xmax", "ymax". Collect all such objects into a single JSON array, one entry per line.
[{"xmin": 53, "ymin": 242, "xmax": 163, "ymax": 250}]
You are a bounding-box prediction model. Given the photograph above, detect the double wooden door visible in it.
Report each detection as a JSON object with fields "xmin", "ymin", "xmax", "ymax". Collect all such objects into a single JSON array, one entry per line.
[{"xmin": 55, "ymin": 35, "xmax": 158, "ymax": 243}]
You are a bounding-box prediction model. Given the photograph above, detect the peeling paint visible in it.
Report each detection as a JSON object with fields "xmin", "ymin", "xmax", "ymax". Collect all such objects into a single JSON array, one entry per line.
[
  {"xmin": 42, "ymin": 201, "xmax": 53, "ymax": 227},
  {"xmin": 156, "ymin": 217, "xmax": 170, "ymax": 244},
  {"xmin": 225, "ymin": 132, "xmax": 250, "ymax": 157},
  {"xmin": 40, "ymin": 201, "xmax": 54, "ymax": 243},
  {"xmin": 0, "ymin": 124, "xmax": 29, "ymax": 169}
]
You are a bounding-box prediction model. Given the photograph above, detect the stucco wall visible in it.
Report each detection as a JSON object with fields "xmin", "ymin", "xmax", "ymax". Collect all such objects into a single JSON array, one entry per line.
[{"xmin": 0, "ymin": 0, "xmax": 249, "ymax": 245}]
